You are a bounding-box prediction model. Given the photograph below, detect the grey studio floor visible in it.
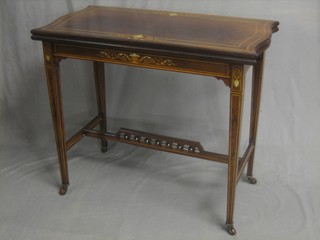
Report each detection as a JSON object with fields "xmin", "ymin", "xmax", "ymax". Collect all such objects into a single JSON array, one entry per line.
[
  {"xmin": 2, "ymin": 139, "xmax": 318, "ymax": 240},
  {"xmin": 1, "ymin": 0, "xmax": 320, "ymax": 240}
]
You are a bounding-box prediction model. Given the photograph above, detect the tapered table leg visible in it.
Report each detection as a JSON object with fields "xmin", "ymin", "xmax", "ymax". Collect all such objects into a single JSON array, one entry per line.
[
  {"xmin": 246, "ymin": 54, "xmax": 264, "ymax": 184},
  {"xmin": 42, "ymin": 42, "xmax": 69, "ymax": 195},
  {"xmin": 93, "ymin": 61, "xmax": 108, "ymax": 152},
  {"xmin": 225, "ymin": 65, "xmax": 245, "ymax": 235}
]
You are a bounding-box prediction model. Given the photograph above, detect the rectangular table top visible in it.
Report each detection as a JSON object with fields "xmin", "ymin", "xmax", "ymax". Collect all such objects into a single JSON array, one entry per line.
[{"xmin": 31, "ymin": 6, "xmax": 279, "ymax": 61}]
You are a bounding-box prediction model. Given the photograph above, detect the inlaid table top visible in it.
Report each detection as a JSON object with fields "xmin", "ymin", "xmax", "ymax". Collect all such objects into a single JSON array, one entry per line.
[
  {"xmin": 31, "ymin": 6, "xmax": 279, "ymax": 60},
  {"xmin": 30, "ymin": 6, "xmax": 279, "ymax": 235}
]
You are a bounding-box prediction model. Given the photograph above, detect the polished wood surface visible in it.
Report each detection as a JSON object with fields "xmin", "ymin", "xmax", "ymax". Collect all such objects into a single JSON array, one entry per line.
[
  {"xmin": 31, "ymin": 6, "xmax": 279, "ymax": 235},
  {"xmin": 31, "ymin": 6, "xmax": 278, "ymax": 60}
]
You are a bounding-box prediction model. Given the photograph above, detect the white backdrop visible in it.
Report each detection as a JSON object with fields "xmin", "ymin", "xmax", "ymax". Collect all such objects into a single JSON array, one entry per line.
[{"xmin": 0, "ymin": 0, "xmax": 319, "ymax": 240}]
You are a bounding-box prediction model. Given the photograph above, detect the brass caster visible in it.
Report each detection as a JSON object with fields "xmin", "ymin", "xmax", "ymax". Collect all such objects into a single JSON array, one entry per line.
[
  {"xmin": 246, "ymin": 176, "xmax": 257, "ymax": 184},
  {"xmin": 225, "ymin": 223, "xmax": 237, "ymax": 235},
  {"xmin": 101, "ymin": 141, "xmax": 108, "ymax": 153},
  {"xmin": 59, "ymin": 184, "xmax": 68, "ymax": 195}
]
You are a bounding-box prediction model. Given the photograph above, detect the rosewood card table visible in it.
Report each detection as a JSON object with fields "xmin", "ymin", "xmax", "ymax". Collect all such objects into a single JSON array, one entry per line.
[{"xmin": 31, "ymin": 6, "xmax": 279, "ymax": 235}]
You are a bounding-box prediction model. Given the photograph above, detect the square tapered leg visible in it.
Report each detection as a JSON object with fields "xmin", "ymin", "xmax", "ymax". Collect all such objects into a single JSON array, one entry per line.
[
  {"xmin": 43, "ymin": 42, "xmax": 69, "ymax": 195},
  {"xmin": 93, "ymin": 61, "xmax": 108, "ymax": 152}
]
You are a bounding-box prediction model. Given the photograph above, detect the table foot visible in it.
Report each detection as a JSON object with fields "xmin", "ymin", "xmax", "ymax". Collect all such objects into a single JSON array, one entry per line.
[
  {"xmin": 246, "ymin": 175, "xmax": 257, "ymax": 184},
  {"xmin": 225, "ymin": 223, "xmax": 237, "ymax": 235},
  {"xmin": 101, "ymin": 141, "xmax": 108, "ymax": 153},
  {"xmin": 59, "ymin": 184, "xmax": 68, "ymax": 195}
]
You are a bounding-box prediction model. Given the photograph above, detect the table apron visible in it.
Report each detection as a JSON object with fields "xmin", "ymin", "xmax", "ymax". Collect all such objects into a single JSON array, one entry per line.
[{"xmin": 53, "ymin": 43, "xmax": 231, "ymax": 82}]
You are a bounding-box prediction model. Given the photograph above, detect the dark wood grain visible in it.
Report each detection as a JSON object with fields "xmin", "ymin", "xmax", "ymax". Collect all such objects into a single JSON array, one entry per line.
[
  {"xmin": 31, "ymin": 6, "xmax": 279, "ymax": 60},
  {"xmin": 246, "ymin": 54, "xmax": 265, "ymax": 184},
  {"xmin": 31, "ymin": 6, "xmax": 279, "ymax": 235},
  {"xmin": 225, "ymin": 65, "xmax": 245, "ymax": 235},
  {"xmin": 42, "ymin": 42, "xmax": 69, "ymax": 195},
  {"xmin": 93, "ymin": 62, "xmax": 108, "ymax": 152}
]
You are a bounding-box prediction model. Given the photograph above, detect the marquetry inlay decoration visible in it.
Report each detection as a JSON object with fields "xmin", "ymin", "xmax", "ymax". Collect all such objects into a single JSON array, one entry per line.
[
  {"xmin": 45, "ymin": 54, "xmax": 51, "ymax": 62},
  {"xmin": 109, "ymin": 33, "xmax": 157, "ymax": 41},
  {"xmin": 232, "ymin": 65, "xmax": 242, "ymax": 88},
  {"xmin": 99, "ymin": 50, "xmax": 176, "ymax": 67},
  {"xmin": 132, "ymin": 34, "xmax": 144, "ymax": 40},
  {"xmin": 233, "ymin": 79, "xmax": 240, "ymax": 88},
  {"xmin": 42, "ymin": 42, "xmax": 53, "ymax": 64}
]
